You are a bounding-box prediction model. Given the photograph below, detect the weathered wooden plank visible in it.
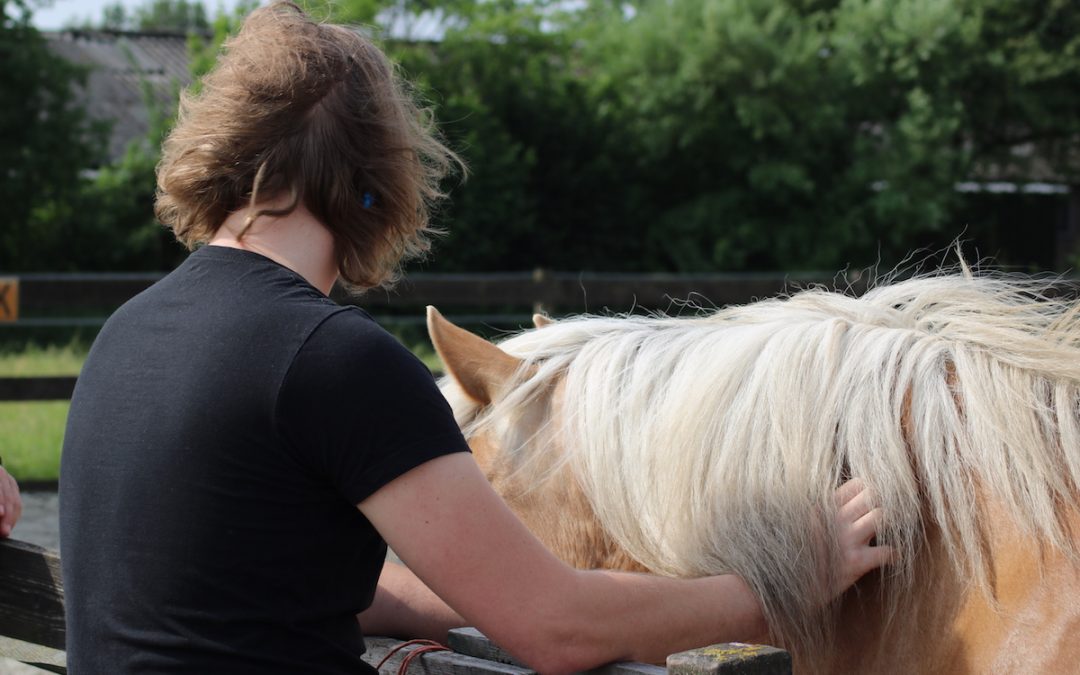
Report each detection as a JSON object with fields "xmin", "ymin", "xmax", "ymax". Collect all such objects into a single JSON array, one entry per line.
[
  {"xmin": 337, "ymin": 274, "xmax": 544, "ymax": 309},
  {"xmin": 0, "ymin": 541, "xmax": 65, "ymax": 652},
  {"xmin": 0, "ymin": 636, "xmax": 66, "ymax": 674},
  {"xmin": 666, "ymin": 644, "xmax": 791, "ymax": 675},
  {"xmin": 590, "ymin": 663, "xmax": 667, "ymax": 675},
  {"xmin": 396, "ymin": 631, "xmax": 790, "ymax": 675},
  {"xmin": 0, "ymin": 654, "xmax": 62, "ymax": 675},
  {"xmin": 364, "ymin": 636, "xmax": 536, "ymax": 675},
  {"xmin": 447, "ymin": 628, "xmax": 667, "ymax": 675},
  {"xmin": 446, "ymin": 628, "xmax": 525, "ymax": 667},
  {"xmin": 340, "ymin": 273, "xmax": 835, "ymax": 312},
  {"xmin": 543, "ymin": 275, "xmax": 798, "ymax": 312},
  {"xmin": 16, "ymin": 271, "xmax": 1080, "ymax": 321},
  {"xmin": 18, "ymin": 272, "xmax": 871, "ymax": 314},
  {"xmin": 18, "ymin": 274, "xmax": 161, "ymax": 312},
  {"xmin": 0, "ymin": 378, "xmax": 77, "ymax": 402}
]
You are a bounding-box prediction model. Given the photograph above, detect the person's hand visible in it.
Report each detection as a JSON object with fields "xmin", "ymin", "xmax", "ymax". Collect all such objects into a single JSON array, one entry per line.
[
  {"xmin": 827, "ymin": 478, "xmax": 894, "ymax": 598},
  {"xmin": 0, "ymin": 466, "xmax": 22, "ymax": 538}
]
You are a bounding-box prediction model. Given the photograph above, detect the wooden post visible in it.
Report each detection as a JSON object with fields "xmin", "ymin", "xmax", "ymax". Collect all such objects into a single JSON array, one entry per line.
[
  {"xmin": 0, "ymin": 278, "xmax": 17, "ymax": 323},
  {"xmin": 667, "ymin": 643, "xmax": 791, "ymax": 675},
  {"xmin": 0, "ymin": 540, "xmax": 67, "ymax": 673}
]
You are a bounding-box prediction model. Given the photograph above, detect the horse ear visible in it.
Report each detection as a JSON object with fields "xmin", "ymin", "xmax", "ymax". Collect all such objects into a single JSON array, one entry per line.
[
  {"xmin": 533, "ymin": 313, "xmax": 553, "ymax": 328},
  {"xmin": 427, "ymin": 306, "xmax": 522, "ymax": 405}
]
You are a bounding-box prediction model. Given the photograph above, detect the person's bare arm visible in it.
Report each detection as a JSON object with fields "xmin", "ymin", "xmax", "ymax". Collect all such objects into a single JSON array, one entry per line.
[
  {"xmin": 359, "ymin": 453, "xmax": 890, "ymax": 673},
  {"xmin": 359, "ymin": 560, "xmax": 465, "ymax": 642},
  {"xmin": 0, "ymin": 467, "xmax": 21, "ymax": 538}
]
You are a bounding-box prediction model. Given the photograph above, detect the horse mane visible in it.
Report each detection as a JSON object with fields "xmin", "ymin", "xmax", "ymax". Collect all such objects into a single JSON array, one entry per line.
[{"xmin": 441, "ymin": 269, "xmax": 1080, "ymax": 652}]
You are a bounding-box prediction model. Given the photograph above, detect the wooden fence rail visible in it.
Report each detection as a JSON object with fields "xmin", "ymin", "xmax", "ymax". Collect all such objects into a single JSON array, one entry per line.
[
  {"xmin": 5, "ymin": 270, "xmax": 859, "ymax": 316},
  {"xmin": 1, "ymin": 271, "xmax": 862, "ymax": 402},
  {"xmin": 7, "ymin": 270, "xmax": 1080, "ymax": 403},
  {"xmin": 0, "ymin": 378, "xmax": 77, "ymax": 402}
]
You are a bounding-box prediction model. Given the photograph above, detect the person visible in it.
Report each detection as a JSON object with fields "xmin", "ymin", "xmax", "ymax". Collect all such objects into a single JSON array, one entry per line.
[
  {"xmin": 0, "ymin": 463, "xmax": 20, "ymax": 538},
  {"xmin": 59, "ymin": 3, "xmax": 892, "ymax": 673}
]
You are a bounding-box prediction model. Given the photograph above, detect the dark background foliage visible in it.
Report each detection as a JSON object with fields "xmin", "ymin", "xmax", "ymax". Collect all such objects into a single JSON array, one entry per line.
[{"xmin": 2, "ymin": 0, "xmax": 1078, "ymax": 275}]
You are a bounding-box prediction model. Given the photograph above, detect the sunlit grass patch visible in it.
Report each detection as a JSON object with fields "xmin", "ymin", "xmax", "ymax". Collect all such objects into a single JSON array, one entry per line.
[
  {"xmin": 0, "ymin": 341, "xmax": 88, "ymax": 377},
  {"xmin": 0, "ymin": 402, "xmax": 67, "ymax": 482}
]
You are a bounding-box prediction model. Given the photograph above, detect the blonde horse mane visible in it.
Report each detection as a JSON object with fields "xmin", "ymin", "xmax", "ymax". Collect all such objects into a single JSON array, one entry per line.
[{"xmin": 441, "ymin": 268, "xmax": 1080, "ymax": 652}]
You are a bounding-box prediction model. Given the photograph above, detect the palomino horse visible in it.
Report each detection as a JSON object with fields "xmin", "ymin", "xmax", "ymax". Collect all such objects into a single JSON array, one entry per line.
[{"xmin": 426, "ymin": 270, "xmax": 1080, "ymax": 674}]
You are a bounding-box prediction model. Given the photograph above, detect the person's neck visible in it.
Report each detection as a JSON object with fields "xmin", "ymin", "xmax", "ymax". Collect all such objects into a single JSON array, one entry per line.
[{"xmin": 209, "ymin": 199, "xmax": 338, "ymax": 295}]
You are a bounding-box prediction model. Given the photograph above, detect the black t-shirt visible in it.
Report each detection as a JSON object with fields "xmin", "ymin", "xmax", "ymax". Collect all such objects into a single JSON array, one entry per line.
[{"xmin": 60, "ymin": 245, "xmax": 470, "ymax": 673}]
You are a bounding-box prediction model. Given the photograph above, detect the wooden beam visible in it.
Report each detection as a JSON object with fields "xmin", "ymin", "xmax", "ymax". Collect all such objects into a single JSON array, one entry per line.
[
  {"xmin": 363, "ymin": 636, "xmax": 536, "ymax": 675},
  {"xmin": 0, "ymin": 636, "xmax": 66, "ymax": 674},
  {"xmin": 446, "ymin": 628, "xmax": 669, "ymax": 675},
  {"xmin": 17, "ymin": 272, "xmax": 869, "ymax": 316},
  {"xmin": 0, "ymin": 540, "xmax": 65, "ymax": 652},
  {"xmin": 18, "ymin": 274, "xmax": 160, "ymax": 313},
  {"xmin": 0, "ymin": 378, "xmax": 77, "ymax": 402},
  {"xmin": 667, "ymin": 643, "xmax": 791, "ymax": 675}
]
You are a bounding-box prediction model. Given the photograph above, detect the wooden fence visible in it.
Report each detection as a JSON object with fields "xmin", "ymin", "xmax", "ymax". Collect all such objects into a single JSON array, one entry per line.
[
  {"xmin": 0, "ymin": 271, "xmax": 860, "ymax": 402},
  {"xmin": 4, "ymin": 269, "xmax": 861, "ymax": 319}
]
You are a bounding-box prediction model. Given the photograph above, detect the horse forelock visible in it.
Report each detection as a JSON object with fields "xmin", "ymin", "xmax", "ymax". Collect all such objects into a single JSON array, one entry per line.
[{"xmin": 439, "ymin": 272, "xmax": 1080, "ymax": 656}]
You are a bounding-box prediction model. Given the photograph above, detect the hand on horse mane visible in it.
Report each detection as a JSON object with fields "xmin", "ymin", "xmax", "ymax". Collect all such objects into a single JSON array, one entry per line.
[{"xmin": 826, "ymin": 479, "xmax": 895, "ymax": 600}]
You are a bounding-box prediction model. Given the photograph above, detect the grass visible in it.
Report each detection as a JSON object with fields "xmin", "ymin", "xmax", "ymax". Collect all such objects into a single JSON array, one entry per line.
[
  {"xmin": 0, "ymin": 335, "xmax": 444, "ymax": 484},
  {"xmin": 0, "ymin": 402, "xmax": 68, "ymax": 482},
  {"xmin": 411, "ymin": 342, "xmax": 443, "ymax": 373},
  {"xmin": 0, "ymin": 341, "xmax": 88, "ymax": 377},
  {"xmin": 0, "ymin": 342, "xmax": 87, "ymax": 483}
]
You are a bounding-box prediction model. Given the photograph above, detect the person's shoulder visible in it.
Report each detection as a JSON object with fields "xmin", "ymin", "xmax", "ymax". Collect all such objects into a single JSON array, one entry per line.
[
  {"xmin": 281, "ymin": 307, "xmax": 440, "ymax": 415},
  {"xmin": 310, "ymin": 306, "xmax": 393, "ymax": 344},
  {"xmin": 301, "ymin": 307, "xmax": 427, "ymax": 372},
  {"xmin": 314, "ymin": 305, "xmax": 379, "ymax": 332}
]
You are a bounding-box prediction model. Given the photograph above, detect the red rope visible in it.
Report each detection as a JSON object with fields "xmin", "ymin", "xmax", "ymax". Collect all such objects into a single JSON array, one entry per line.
[
  {"xmin": 375, "ymin": 639, "xmax": 452, "ymax": 675},
  {"xmin": 398, "ymin": 644, "xmax": 452, "ymax": 674}
]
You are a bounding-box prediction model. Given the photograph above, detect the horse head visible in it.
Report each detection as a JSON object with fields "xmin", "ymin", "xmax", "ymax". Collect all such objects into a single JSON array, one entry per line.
[{"xmin": 427, "ymin": 306, "xmax": 647, "ymax": 573}]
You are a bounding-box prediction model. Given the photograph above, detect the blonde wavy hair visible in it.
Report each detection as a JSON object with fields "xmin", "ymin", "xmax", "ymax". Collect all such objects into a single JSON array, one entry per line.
[{"xmin": 155, "ymin": 2, "xmax": 461, "ymax": 289}]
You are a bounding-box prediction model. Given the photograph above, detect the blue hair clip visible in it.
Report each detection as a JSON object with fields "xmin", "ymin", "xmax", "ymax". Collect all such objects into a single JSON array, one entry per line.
[{"xmin": 362, "ymin": 192, "xmax": 375, "ymax": 209}]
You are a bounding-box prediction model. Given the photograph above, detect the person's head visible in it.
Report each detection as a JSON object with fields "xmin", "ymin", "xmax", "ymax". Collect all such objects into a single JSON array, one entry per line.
[{"xmin": 155, "ymin": 1, "xmax": 460, "ymax": 289}]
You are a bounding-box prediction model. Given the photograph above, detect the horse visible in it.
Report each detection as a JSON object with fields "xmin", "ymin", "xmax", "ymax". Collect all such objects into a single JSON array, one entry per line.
[{"xmin": 424, "ymin": 268, "xmax": 1080, "ymax": 674}]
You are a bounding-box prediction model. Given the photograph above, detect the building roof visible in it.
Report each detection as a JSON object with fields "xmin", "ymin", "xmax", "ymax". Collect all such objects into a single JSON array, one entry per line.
[{"xmin": 45, "ymin": 29, "xmax": 193, "ymax": 162}]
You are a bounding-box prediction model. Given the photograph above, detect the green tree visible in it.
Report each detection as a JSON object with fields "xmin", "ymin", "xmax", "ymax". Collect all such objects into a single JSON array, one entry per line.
[
  {"xmin": 188, "ymin": 1, "xmax": 260, "ymax": 80},
  {"xmin": 99, "ymin": 0, "xmax": 209, "ymax": 33},
  {"xmin": 0, "ymin": 0, "xmax": 106, "ymax": 271},
  {"xmin": 44, "ymin": 75, "xmax": 187, "ymax": 272},
  {"xmin": 62, "ymin": 0, "xmax": 260, "ymax": 271},
  {"xmin": 101, "ymin": 2, "xmax": 128, "ymax": 30},
  {"xmin": 392, "ymin": 7, "xmax": 618, "ymax": 271},
  {"xmin": 579, "ymin": 0, "xmax": 961, "ymax": 270},
  {"xmin": 315, "ymin": 0, "xmax": 651, "ymax": 271},
  {"xmin": 576, "ymin": 0, "xmax": 1080, "ymax": 271},
  {"xmin": 24, "ymin": 0, "xmax": 258, "ymax": 272},
  {"xmin": 17, "ymin": 0, "xmax": 1080, "ymax": 274}
]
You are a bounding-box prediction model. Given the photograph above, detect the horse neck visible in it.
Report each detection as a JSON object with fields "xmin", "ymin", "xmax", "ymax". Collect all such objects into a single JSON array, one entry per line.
[
  {"xmin": 466, "ymin": 420, "xmax": 650, "ymax": 574},
  {"xmin": 822, "ymin": 497, "xmax": 1080, "ymax": 675}
]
